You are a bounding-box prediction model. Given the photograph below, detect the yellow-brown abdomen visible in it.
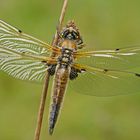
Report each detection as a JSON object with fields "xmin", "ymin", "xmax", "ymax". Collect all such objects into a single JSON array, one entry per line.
[{"xmin": 49, "ymin": 64, "xmax": 70, "ymax": 135}]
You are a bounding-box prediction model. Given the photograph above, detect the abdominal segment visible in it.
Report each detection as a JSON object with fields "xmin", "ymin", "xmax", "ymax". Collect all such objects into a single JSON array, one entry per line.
[{"xmin": 49, "ymin": 65, "xmax": 70, "ymax": 135}]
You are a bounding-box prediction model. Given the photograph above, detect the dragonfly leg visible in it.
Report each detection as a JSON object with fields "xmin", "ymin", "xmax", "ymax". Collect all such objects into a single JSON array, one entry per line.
[
  {"xmin": 47, "ymin": 64, "xmax": 57, "ymax": 76},
  {"xmin": 69, "ymin": 67, "xmax": 83, "ymax": 80}
]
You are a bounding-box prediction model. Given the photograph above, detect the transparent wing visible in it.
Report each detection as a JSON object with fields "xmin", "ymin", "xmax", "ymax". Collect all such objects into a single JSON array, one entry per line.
[
  {"xmin": 69, "ymin": 64, "xmax": 140, "ymax": 96},
  {"xmin": 0, "ymin": 19, "xmax": 53, "ymax": 56},
  {"xmin": 0, "ymin": 19, "xmax": 56, "ymax": 82},
  {"xmin": 74, "ymin": 45, "xmax": 140, "ymax": 70},
  {"xmin": 0, "ymin": 45, "xmax": 53, "ymax": 82}
]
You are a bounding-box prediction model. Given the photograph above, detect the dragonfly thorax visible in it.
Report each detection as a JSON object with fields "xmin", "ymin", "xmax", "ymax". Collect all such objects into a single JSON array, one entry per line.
[{"xmin": 58, "ymin": 48, "xmax": 74, "ymax": 67}]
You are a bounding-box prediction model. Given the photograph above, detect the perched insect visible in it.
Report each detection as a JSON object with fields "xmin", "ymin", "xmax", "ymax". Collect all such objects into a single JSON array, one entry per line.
[{"xmin": 0, "ymin": 19, "xmax": 140, "ymax": 134}]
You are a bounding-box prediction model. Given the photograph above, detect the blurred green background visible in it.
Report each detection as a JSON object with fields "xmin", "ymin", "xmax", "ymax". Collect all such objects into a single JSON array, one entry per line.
[{"xmin": 0, "ymin": 0, "xmax": 140, "ymax": 140}]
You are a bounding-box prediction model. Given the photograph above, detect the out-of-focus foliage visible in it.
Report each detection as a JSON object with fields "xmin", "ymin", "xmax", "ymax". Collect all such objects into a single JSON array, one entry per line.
[{"xmin": 0, "ymin": 0, "xmax": 140, "ymax": 140}]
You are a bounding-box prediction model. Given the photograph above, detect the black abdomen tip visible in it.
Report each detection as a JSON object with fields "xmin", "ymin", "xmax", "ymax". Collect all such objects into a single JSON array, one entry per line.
[{"xmin": 49, "ymin": 127, "xmax": 54, "ymax": 135}]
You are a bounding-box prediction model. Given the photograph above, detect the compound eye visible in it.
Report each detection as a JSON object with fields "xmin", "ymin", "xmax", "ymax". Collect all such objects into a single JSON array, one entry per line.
[
  {"xmin": 62, "ymin": 30, "xmax": 69, "ymax": 38},
  {"xmin": 71, "ymin": 31, "xmax": 78, "ymax": 39},
  {"xmin": 61, "ymin": 29, "xmax": 79, "ymax": 40}
]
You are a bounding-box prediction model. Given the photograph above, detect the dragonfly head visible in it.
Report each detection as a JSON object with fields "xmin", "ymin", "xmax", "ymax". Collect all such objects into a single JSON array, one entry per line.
[{"xmin": 60, "ymin": 20, "xmax": 84, "ymax": 49}]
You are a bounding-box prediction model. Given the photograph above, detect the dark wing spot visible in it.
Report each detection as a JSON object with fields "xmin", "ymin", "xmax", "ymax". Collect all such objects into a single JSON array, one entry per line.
[
  {"xmin": 135, "ymin": 73, "xmax": 140, "ymax": 77},
  {"xmin": 41, "ymin": 60, "xmax": 47, "ymax": 63},
  {"xmin": 81, "ymin": 68, "xmax": 86, "ymax": 72},
  {"xmin": 22, "ymin": 52, "xmax": 26, "ymax": 54},
  {"xmin": 115, "ymin": 48, "xmax": 120, "ymax": 51},
  {"xmin": 103, "ymin": 69, "xmax": 108, "ymax": 73},
  {"xmin": 18, "ymin": 29, "xmax": 22, "ymax": 33}
]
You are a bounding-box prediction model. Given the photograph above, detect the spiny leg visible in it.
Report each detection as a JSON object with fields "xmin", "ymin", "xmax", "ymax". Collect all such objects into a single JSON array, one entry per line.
[{"xmin": 69, "ymin": 67, "xmax": 85, "ymax": 80}]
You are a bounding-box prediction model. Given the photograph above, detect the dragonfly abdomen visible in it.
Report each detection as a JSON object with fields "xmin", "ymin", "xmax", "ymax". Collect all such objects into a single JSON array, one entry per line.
[{"xmin": 49, "ymin": 64, "xmax": 70, "ymax": 135}]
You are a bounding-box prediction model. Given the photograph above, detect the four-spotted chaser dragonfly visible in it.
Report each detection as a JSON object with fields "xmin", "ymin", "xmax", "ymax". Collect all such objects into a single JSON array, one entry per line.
[{"xmin": 0, "ymin": 19, "xmax": 140, "ymax": 134}]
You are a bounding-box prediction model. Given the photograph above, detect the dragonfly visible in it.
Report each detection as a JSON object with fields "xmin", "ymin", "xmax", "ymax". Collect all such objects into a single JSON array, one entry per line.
[{"xmin": 0, "ymin": 19, "xmax": 140, "ymax": 135}]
